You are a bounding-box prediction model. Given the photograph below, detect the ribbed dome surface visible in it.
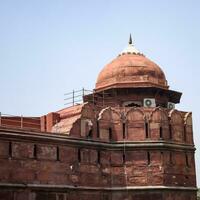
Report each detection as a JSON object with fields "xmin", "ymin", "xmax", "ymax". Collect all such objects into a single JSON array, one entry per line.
[{"xmin": 95, "ymin": 54, "xmax": 168, "ymax": 91}]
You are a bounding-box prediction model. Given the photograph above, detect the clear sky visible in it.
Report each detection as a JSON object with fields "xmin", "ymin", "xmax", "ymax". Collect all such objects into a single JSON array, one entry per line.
[{"xmin": 0, "ymin": 0, "xmax": 200, "ymax": 186}]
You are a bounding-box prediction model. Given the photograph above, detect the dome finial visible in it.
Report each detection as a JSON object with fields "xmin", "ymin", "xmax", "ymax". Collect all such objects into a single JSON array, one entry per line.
[
  {"xmin": 129, "ymin": 34, "xmax": 132, "ymax": 45},
  {"xmin": 119, "ymin": 34, "xmax": 142, "ymax": 56}
]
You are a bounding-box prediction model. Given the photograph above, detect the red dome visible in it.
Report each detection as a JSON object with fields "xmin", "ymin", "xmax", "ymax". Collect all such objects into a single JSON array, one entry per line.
[{"xmin": 95, "ymin": 54, "xmax": 168, "ymax": 92}]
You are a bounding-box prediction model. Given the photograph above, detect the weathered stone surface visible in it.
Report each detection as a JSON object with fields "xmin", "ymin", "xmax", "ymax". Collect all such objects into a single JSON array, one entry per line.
[
  {"xmin": 0, "ymin": 141, "xmax": 9, "ymax": 158},
  {"xmin": 37, "ymin": 144, "xmax": 57, "ymax": 161},
  {"xmin": 12, "ymin": 142, "xmax": 34, "ymax": 159}
]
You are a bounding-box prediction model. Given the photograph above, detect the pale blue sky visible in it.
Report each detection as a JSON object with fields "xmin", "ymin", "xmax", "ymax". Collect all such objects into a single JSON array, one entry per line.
[{"xmin": 0, "ymin": 0, "xmax": 200, "ymax": 186}]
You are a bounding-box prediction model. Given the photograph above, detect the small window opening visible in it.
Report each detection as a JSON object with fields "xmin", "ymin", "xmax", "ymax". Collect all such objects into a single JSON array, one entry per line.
[
  {"xmin": 183, "ymin": 125, "xmax": 187, "ymax": 142},
  {"xmin": 160, "ymin": 126, "xmax": 163, "ymax": 139},
  {"xmin": 9, "ymin": 142, "xmax": 12, "ymax": 158},
  {"xmin": 156, "ymin": 103, "xmax": 166, "ymax": 108},
  {"xmin": 33, "ymin": 144, "xmax": 37, "ymax": 159},
  {"xmin": 56, "ymin": 146, "xmax": 60, "ymax": 161},
  {"xmin": 169, "ymin": 152, "xmax": 173, "ymax": 164},
  {"xmin": 123, "ymin": 153, "xmax": 126, "ymax": 164},
  {"xmin": 88, "ymin": 129, "xmax": 93, "ymax": 138},
  {"xmin": 97, "ymin": 121, "xmax": 100, "ymax": 138},
  {"xmin": 185, "ymin": 153, "xmax": 189, "ymax": 167},
  {"xmin": 97, "ymin": 150, "xmax": 100, "ymax": 165},
  {"xmin": 145, "ymin": 122, "xmax": 149, "ymax": 138},
  {"xmin": 123, "ymin": 123, "xmax": 126, "ymax": 139},
  {"xmin": 169, "ymin": 124, "xmax": 172, "ymax": 139},
  {"xmin": 123, "ymin": 101, "xmax": 142, "ymax": 107},
  {"xmin": 109, "ymin": 127, "xmax": 112, "ymax": 140},
  {"xmin": 161, "ymin": 151, "xmax": 164, "ymax": 163},
  {"xmin": 147, "ymin": 151, "xmax": 150, "ymax": 165},
  {"xmin": 126, "ymin": 103, "xmax": 141, "ymax": 107},
  {"xmin": 78, "ymin": 149, "xmax": 81, "ymax": 163}
]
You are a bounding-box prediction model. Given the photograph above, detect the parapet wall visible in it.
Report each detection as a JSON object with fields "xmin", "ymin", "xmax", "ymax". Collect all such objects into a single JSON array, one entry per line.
[
  {"xmin": 64, "ymin": 105, "xmax": 194, "ymax": 145},
  {"xmin": 0, "ymin": 126, "xmax": 196, "ymax": 200}
]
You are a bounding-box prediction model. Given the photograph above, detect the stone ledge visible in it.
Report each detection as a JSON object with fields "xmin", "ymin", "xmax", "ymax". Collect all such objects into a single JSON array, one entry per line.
[
  {"xmin": 0, "ymin": 127, "xmax": 195, "ymax": 151},
  {"xmin": 0, "ymin": 183, "xmax": 197, "ymax": 191}
]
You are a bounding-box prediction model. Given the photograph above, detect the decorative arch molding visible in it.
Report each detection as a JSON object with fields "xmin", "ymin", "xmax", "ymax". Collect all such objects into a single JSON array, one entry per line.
[
  {"xmin": 184, "ymin": 112, "xmax": 192, "ymax": 125},
  {"xmin": 168, "ymin": 109, "xmax": 184, "ymax": 142},
  {"xmin": 148, "ymin": 107, "xmax": 169, "ymax": 140},
  {"xmin": 98, "ymin": 107, "xmax": 121, "ymax": 121},
  {"xmin": 183, "ymin": 112, "xmax": 193, "ymax": 144},
  {"xmin": 125, "ymin": 107, "xmax": 146, "ymax": 141},
  {"xmin": 149, "ymin": 107, "xmax": 168, "ymax": 123},
  {"xmin": 168, "ymin": 109, "xmax": 176, "ymax": 118},
  {"xmin": 97, "ymin": 107, "xmax": 122, "ymax": 141},
  {"xmin": 126, "ymin": 107, "xmax": 146, "ymax": 121},
  {"xmin": 169, "ymin": 109, "xmax": 183, "ymax": 124}
]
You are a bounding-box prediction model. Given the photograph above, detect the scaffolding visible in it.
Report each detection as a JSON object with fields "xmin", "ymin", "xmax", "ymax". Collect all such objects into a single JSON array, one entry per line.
[
  {"xmin": 64, "ymin": 88, "xmax": 93, "ymax": 106},
  {"xmin": 64, "ymin": 88, "xmax": 114, "ymax": 107}
]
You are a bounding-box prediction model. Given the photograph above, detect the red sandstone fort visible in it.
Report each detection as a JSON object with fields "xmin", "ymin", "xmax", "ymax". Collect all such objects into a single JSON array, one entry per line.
[{"xmin": 0, "ymin": 36, "xmax": 197, "ymax": 199}]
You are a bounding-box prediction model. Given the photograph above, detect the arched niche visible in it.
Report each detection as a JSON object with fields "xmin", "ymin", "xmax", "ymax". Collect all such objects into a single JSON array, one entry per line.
[
  {"xmin": 149, "ymin": 108, "xmax": 169, "ymax": 140},
  {"xmin": 126, "ymin": 108, "xmax": 145, "ymax": 141},
  {"xmin": 169, "ymin": 110, "xmax": 184, "ymax": 142},
  {"xmin": 98, "ymin": 107, "xmax": 122, "ymax": 141},
  {"xmin": 184, "ymin": 112, "xmax": 193, "ymax": 144}
]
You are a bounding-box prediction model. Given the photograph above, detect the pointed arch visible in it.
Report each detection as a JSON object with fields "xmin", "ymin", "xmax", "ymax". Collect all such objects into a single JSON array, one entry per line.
[
  {"xmin": 184, "ymin": 112, "xmax": 192, "ymax": 125},
  {"xmin": 184, "ymin": 112, "xmax": 193, "ymax": 144},
  {"xmin": 125, "ymin": 108, "xmax": 146, "ymax": 141},
  {"xmin": 126, "ymin": 107, "xmax": 145, "ymax": 122},
  {"xmin": 169, "ymin": 109, "xmax": 184, "ymax": 125},
  {"xmin": 149, "ymin": 107, "xmax": 169, "ymax": 140},
  {"xmin": 97, "ymin": 107, "xmax": 122, "ymax": 141},
  {"xmin": 98, "ymin": 107, "xmax": 121, "ymax": 121},
  {"xmin": 98, "ymin": 106, "xmax": 111, "ymax": 121},
  {"xmin": 149, "ymin": 107, "xmax": 168, "ymax": 123},
  {"xmin": 169, "ymin": 109, "xmax": 184, "ymax": 142}
]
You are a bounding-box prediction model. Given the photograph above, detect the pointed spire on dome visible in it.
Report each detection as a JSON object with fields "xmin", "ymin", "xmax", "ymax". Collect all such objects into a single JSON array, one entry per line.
[
  {"xmin": 119, "ymin": 34, "xmax": 142, "ymax": 56},
  {"xmin": 129, "ymin": 34, "xmax": 132, "ymax": 45}
]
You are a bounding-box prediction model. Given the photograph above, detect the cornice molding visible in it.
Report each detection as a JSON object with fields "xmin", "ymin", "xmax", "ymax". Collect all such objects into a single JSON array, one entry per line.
[
  {"xmin": 0, "ymin": 183, "xmax": 197, "ymax": 191},
  {"xmin": 0, "ymin": 128, "xmax": 195, "ymax": 151}
]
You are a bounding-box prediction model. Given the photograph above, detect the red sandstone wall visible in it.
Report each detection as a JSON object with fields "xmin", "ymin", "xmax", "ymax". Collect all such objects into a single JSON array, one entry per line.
[
  {"xmin": 0, "ymin": 106, "xmax": 196, "ymax": 200},
  {"xmin": 0, "ymin": 137, "xmax": 196, "ymax": 188}
]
